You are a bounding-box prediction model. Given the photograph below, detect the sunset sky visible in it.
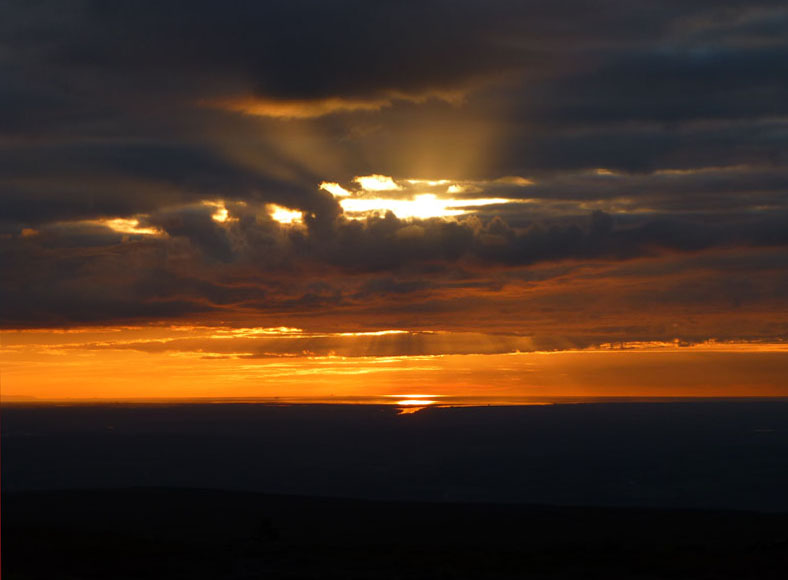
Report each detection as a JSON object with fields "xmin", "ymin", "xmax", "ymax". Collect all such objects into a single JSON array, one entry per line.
[{"xmin": 2, "ymin": 1, "xmax": 787, "ymax": 401}]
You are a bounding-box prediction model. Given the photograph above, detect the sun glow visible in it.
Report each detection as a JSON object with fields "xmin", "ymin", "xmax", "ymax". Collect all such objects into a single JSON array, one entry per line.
[
  {"xmin": 406, "ymin": 179, "xmax": 451, "ymax": 186},
  {"xmin": 339, "ymin": 193, "xmax": 518, "ymax": 220},
  {"xmin": 92, "ymin": 218, "xmax": 161, "ymax": 236},
  {"xmin": 396, "ymin": 399, "xmax": 438, "ymax": 405},
  {"xmin": 202, "ymin": 200, "xmax": 232, "ymax": 223},
  {"xmin": 393, "ymin": 395, "xmax": 440, "ymax": 414},
  {"xmin": 267, "ymin": 204, "xmax": 304, "ymax": 225},
  {"xmin": 321, "ymin": 175, "xmax": 528, "ymax": 220},
  {"xmin": 319, "ymin": 182, "xmax": 352, "ymax": 197},
  {"xmin": 354, "ymin": 174, "xmax": 402, "ymax": 192},
  {"xmin": 337, "ymin": 330, "xmax": 409, "ymax": 337}
]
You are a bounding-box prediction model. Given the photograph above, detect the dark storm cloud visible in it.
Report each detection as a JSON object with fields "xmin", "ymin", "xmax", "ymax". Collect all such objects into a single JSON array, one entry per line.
[
  {"xmin": 0, "ymin": 141, "xmax": 327, "ymax": 226},
  {"xmin": 528, "ymin": 46, "xmax": 788, "ymax": 127},
  {"xmin": 3, "ymin": 1, "xmax": 787, "ymax": 180},
  {"xmin": 146, "ymin": 205, "xmax": 235, "ymax": 262},
  {"xmin": 5, "ymin": 0, "xmax": 785, "ymax": 115},
  {"xmin": 294, "ymin": 210, "xmax": 788, "ymax": 272},
  {"xmin": 75, "ymin": 0, "xmax": 518, "ymax": 100},
  {"xmin": 2, "ymin": 0, "xmax": 787, "ymax": 334},
  {"xmin": 496, "ymin": 119, "xmax": 788, "ymax": 175},
  {"xmin": 3, "ymin": 0, "xmax": 521, "ymax": 115},
  {"xmin": 3, "ymin": 205, "xmax": 788, "ymax": 328}
]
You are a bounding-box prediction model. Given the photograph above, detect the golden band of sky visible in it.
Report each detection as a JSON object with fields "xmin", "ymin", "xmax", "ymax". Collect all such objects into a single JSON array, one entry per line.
[{"xmin": 3, "ymin": 326, "xmax": 786, "ymax": 402}]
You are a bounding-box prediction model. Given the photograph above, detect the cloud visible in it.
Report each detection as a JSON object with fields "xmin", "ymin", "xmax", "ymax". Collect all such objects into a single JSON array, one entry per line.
[
  {"xmin": 3, "ymin": 196, "xmax": 787, "ymax": 337},
  {"xmin": 212, "ymin": 91, "xmax": 465, "ymax": 120},
  {"xmin": 2, "ymin": 0, "xmax": 788, "ymax": 348}
]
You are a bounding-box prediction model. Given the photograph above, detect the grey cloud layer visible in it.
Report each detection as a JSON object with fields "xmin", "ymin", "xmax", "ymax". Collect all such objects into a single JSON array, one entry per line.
[
  {"xmin": 1, "ymin": 1, "xmax": 787, "ymax": 334},
  {"xmin": 3, "ymin": 202, "xmax": 787, "ymax": 333}
]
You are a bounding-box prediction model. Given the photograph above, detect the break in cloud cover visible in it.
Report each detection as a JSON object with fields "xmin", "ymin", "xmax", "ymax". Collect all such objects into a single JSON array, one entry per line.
[{"xmin": 2, "ymin": 1, "xmax": 787, "ymax": 399}]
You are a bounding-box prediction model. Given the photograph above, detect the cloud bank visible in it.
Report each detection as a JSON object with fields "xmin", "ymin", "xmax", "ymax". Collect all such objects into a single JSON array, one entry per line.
[{"xmin": 2, "ymin": 0, "xmax": 787, "ymax": 348}]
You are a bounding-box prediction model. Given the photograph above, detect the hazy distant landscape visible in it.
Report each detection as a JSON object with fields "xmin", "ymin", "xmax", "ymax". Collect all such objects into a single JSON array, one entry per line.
[
  {"xmin": 4, "ymin": 401, "xmax": 788, "ymax": 578},
  {"xmin": 4, "ymin": 401, "xmax": 788, "ymax": 510}
]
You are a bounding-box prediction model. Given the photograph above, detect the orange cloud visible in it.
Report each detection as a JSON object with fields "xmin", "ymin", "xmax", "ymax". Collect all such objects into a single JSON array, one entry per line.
[{"xmin": 210, "ymin": 89, "xmax": 464, "ymax": 119}]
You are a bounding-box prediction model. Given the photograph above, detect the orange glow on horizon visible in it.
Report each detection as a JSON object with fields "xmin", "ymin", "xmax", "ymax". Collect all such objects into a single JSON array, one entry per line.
[
  {"xmin": 2, "ymin": 325, "xmax": 787, "ymax": 403},
  {"xmin": 395, "ymin": 398, "xmax": 438, "ymax": 414}
]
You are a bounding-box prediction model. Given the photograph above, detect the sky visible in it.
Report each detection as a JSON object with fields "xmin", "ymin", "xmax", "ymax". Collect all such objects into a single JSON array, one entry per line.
[{"xmin": 1, "ymin": 1, "xmax": 787, "ymax": 401}]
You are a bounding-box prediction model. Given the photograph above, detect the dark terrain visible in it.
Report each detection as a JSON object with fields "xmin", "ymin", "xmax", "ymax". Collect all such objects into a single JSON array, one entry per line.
[
  {"xmin": 4, "ymin": 488, "xmax": 788, "ymax": 579},
  {"xmin": 3, "ymin": 401, "xmax": 788, "ymax": 578}
]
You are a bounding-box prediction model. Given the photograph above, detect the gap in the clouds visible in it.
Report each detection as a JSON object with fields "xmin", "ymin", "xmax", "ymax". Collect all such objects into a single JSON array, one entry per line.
[{"xmin": 319, "ymin": 174, "xmax": 532, "ymax": 220}]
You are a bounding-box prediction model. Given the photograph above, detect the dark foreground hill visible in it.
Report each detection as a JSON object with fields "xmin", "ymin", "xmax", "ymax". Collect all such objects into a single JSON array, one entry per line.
[{"xmin": 4, "ymin": 488, "xmax": 788, "ymax": 579}]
